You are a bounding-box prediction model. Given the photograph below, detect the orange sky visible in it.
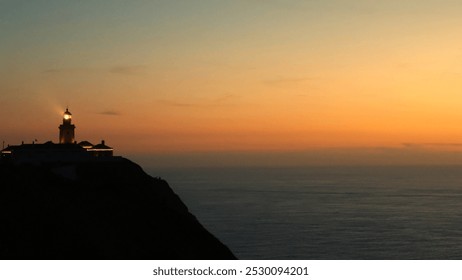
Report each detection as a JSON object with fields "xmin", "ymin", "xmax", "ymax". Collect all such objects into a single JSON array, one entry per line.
[{"xmin": 2, "ymin": 1, "xmax": 462, "ymax": 165}]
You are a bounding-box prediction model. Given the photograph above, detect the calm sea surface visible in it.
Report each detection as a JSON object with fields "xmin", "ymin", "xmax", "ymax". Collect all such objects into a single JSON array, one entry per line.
[{"xmin": 147, "ymin": 165, "xmax": 462, "ymax": 259}]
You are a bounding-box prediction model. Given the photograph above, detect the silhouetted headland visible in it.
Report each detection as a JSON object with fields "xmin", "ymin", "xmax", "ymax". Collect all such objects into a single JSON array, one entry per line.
[
  {"xmin": 0, "ymin": 109, "xmax": 235, "ymax": 259},
  {"xmin": 0, "ymin": 157, "xmax": 235, "ymax": 259}
]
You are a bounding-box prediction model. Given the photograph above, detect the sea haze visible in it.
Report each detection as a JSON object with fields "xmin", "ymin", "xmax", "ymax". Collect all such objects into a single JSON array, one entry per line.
[{"xmin": 147, "ymin": 165, "xmax": 462, "ymax": 259}]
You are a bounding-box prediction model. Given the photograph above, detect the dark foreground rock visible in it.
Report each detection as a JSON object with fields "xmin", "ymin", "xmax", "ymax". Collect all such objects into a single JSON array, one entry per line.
[{"xmin": 0, "ymin": 158, "xmax": 236, "ymax": 259}]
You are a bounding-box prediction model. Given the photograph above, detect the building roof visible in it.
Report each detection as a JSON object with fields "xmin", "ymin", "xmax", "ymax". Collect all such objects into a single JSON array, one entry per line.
[
  {"xmin": 5, "ymin": 143, "xmax": 85, "ymax": 152},
  {"xmin": 1, "ymin": 145, "xmax": 14, "ymax": 154},
  {"xmin": 90, "ymin": 140, "xmax": 113, "ymax": 151},
  {"xmin": 78, "ymin": 141, "xmax": 93, "ymax": 148}
]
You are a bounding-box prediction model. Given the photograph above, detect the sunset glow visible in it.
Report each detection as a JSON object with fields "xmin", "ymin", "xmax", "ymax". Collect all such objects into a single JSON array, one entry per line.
[{"xmin": 2, "ymin": 1, "xmax": 462, "ymax": 165}]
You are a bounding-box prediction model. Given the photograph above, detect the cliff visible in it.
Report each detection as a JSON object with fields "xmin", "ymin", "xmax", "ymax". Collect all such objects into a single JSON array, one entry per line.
[{"xmin": 0, "ymin": 158, "xmax": 236, "ymax": 259}]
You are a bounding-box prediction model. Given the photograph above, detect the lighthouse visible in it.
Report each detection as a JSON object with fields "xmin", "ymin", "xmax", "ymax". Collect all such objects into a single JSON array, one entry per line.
[{"xmin": 59, "ymin": 108, "xmax": 75, "ymax": 144}]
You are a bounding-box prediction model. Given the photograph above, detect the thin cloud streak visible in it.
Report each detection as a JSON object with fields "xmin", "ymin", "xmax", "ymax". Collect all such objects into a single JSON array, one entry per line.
[
  {"xmin": 157, "ymin": 94, "xmax": 239, "ymax": 108},
  {"xmin": 42, "ymin": 65, "xmax": 148, "ymax": 76},
  {"xmin": 109, "ymin": 65, "xmax": 147, "ymax": 76},
  {"xmin": 402, "ymin": 142, "xmax": 462, "ymax": 148}
]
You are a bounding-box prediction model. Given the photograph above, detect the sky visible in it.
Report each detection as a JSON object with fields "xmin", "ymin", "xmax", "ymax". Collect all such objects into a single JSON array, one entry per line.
[{"xmin": 2, "ymin": 0, "xmax": 462, "ymax": 166}]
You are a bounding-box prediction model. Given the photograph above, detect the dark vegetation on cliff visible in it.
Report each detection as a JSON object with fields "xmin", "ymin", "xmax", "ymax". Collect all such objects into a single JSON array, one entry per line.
[{"xmin": 0, "ymin": 158, "xmax": 236, "ymax": 259}]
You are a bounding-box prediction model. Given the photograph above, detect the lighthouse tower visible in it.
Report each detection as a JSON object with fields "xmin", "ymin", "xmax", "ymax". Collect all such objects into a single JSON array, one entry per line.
[{"xmin": 59, "ymin": 108, "xmax": 76, "ymax": 144}]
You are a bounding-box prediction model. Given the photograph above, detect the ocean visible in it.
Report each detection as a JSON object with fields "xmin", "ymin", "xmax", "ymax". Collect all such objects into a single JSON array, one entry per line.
[{"xmin": 147, "ymin": 165, "xmax": 462, "ymax": 259}]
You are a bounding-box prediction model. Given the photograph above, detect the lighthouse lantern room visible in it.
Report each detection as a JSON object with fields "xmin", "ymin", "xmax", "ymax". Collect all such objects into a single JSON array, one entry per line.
[{"xmin": 59, "ymin": 108, "xmax": 76, "ymax": 144}]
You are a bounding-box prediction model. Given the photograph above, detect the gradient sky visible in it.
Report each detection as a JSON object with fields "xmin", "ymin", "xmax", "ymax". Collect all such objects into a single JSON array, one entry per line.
[{"xmin": 2, "ymin": 0, "xmax": 462, "ymax": 166}]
